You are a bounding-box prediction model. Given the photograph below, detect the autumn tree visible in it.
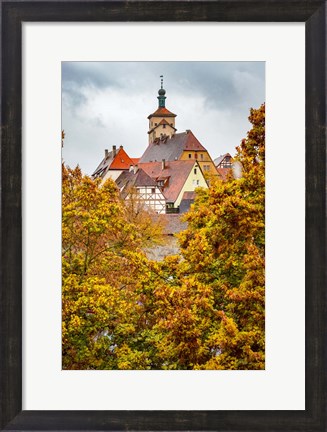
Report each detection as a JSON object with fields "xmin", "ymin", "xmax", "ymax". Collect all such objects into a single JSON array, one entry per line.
[
  {"xmin": 62, "ymin": 165, "xmax": 165, "ymax": 369},
  {"xmin": 169, "ymin": 103, "xmax": 266, "ymax": 369}
]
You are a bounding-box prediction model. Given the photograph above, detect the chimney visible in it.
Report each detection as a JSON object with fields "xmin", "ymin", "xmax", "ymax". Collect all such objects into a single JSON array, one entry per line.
[
  {"xmin": 120, "ymin": 145, "xmax": 123, "ymax": 149},
  {"xmin": 162, "ymin": 159, "xmax": 166, "ymax": 170},
  {"xmin": 133, "ymin": 165, "xmax": 139, "ymax": 174},
  {"xmin": 112, "ymin": 145, "xmax": 117, "ymax": 157},
  {"xmin": 105, "ymin": 149, "xmax": 109, "ymax": 158}
]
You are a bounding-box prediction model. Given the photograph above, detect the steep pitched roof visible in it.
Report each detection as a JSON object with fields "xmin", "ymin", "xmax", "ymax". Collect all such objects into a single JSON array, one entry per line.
[
  {"xmin": 214, "ymin": 153, "xmax": 232, "ymax": 167},
  {"xmin": 139, "ymin": 160, "xmax": 199, "ymax": 203},
  {"xmin": 148, "ymin": 106, "xmax": 176, "ymax": 119},
  {"xmin": 116, "ymin": 169, "xmax": 157, "ymax": 197},
  {"xmin": 140, "ymin": 130, "xmax": 206, "ymax": 163},
  {"xmin": 92, "ymin": 147, "xmax": 134, "ymax": 179}
]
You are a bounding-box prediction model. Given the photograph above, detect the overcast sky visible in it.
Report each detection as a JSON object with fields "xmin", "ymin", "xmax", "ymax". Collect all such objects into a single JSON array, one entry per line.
[{"xmin": 62, "ymin": 62, "xmax": 265, "ymax": 175}]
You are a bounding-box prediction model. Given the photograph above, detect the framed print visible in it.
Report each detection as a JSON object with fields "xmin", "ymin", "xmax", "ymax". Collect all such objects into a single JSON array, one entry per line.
[
  {"xmin": 25, "ymin": 23, "xmax": 304, "ymax": 411},
  {"xmin": 1, "ymin": 1, "xmax": 326, "ymax": 431}
]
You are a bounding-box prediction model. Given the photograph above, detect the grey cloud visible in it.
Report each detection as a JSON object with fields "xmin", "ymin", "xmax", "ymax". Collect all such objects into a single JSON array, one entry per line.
[
  {"xmin": 166, "ymin": 62, "xmax": 265, "ymax": 110},
  {"xmin": 62, "ymin": 62, "xmax": 119, "ymax": 89},
  {"xmin": 62, "ymin": 61, "xmax": 265, "ymax": 174}
]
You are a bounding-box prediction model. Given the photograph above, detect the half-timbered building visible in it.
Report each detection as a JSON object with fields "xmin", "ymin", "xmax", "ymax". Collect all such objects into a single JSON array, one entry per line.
[
  {"xmin": 138, "ymin": 159, "xmax": 208, "ymax": 213},
  {"xmin": 116, "ymin": 167, "xmax": 166, "ymax": 214}
]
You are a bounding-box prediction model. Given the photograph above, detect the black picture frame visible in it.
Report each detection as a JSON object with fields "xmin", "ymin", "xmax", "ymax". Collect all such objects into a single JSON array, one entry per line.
[{"xmin": 1, "ymin": 1, "xmax": 326, "ymax": 431}]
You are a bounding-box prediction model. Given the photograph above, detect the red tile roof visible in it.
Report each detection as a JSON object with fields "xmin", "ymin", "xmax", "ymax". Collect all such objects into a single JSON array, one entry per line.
[
  {"xmin": 182, "ymin": 130, "xmax": 207, "ymax": 151},
  {"xmin": 92, "ymin": 147, "xmax": 134, "ymax": 178},
  {"xmin": 148, "ymin": 106, "xmax": 176, "ymax": 119},
  {"xmin": 110, "ymin": 148, "xmax": 134, "ymax": 169}
]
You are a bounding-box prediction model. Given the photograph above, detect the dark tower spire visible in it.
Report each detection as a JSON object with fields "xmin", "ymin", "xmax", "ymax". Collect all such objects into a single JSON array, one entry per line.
[{"xmin": 157, "ymin": 75, "xmax": 166, "ymax": 108}]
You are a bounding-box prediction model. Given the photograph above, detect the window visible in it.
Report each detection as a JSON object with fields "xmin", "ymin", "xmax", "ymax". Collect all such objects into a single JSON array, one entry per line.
[
  {"xmin": 197, "ymin": 180, "xmax": 200, "ymax": 185},
  {"xmin": 188, "ymin": 154, "xmax": 192, "ymax": 159},
  {"xmin": 194, "ymin": 168, "xmax": 197, "ymax": 174},
  {"xmin": 155, "ymin": 123, "xmax": 158, "ymax": 126},
  {"xmin": 151, "ymin": 188, "xmax": 155, "ymax": 194},
  {"xmin": 195, "ymin": 153, "xmax": 198, "ymax": 159},
  {"xmin": 163, "ymin": 124, "xmax": 166, "ymax": 128},
  {"xmin": 200, "ymin": 154, "xmax": 204, "ymax": 160}
]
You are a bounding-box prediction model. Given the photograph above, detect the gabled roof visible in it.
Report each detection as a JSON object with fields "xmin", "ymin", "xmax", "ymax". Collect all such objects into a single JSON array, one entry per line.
[
  {"xmin": 139, "ymin": 160, "xmax": 201, "ymax": 203},
  {"xmin": 148, "ymin": 106, "xmax": 176, "ymax": 119},
  {"xmin": 140, "ymin": 130, "xmax": 207, "ymax": 163},
  {"xmin": 116, "ymin": 169, "xmax": 157, "ymax": 197},
  {"xmin": 92, "ymin": 147, "xmax": 134, "ymax": 179},
  {"xmin": 214, "ymin": 153, "xmax": 232, "ymax": 167}
]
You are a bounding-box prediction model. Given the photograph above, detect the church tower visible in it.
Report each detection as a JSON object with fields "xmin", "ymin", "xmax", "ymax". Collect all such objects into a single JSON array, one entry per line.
[{"xmin": 147, "ymin": 76, "xmax": 177, "ymax": 143}]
